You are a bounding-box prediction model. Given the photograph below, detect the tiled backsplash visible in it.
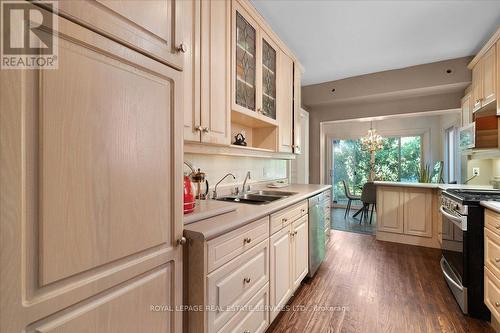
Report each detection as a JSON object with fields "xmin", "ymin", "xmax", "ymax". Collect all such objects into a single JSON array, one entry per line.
[{"xmin": 184, "ymin": 154, "xmax": 289, "ymax": 192}]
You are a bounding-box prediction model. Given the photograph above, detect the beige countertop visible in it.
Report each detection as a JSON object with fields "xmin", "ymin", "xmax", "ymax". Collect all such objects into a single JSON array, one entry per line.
[
  {"xmin": 183, "ymin": 184, "xmax": 332, "ymax": 241},
  {"xmin": 481, "ymin": 201, "xmax": 500, "ymax": 214},
  {"xmin": 374, "ymin": 181, "xmax": 493, "ymax": 190}
]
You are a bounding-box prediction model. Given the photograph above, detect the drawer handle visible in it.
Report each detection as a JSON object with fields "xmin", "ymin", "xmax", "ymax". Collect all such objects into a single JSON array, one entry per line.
[
  {"xmin": 243, "ymin": 237, "xmax": 252, "ymax": 244},
  {"xmin": 244, "ymin": 330, "xmax": 250, "ymax": 333},
  {"xmin": 243, "ymin": 277, "xmax": 251, "ymax": 284},
  {"xmin": 282, "ymin": 218, "xmax": 288, "ymax": 223},
  {"xmin": 294, "ymin": 231, "xmax": 298, "ymax": 236},
  {"xmin": 495, "ymin": 301, "xmax": 500, "ymax": 307}
]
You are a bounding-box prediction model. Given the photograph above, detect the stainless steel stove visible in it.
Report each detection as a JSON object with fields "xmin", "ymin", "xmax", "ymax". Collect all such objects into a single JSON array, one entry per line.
[{"xmin": 440, "ymin": 188, "xmax": 500, "ymax": 320}]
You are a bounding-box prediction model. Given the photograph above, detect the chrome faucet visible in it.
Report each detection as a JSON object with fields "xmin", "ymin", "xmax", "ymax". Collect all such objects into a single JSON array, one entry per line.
[
  {"xmin": 241, "ymin": 171, "xmax": 251, "ymax": 195},
  {"xmin": 212, "ymin": 173, "xmax": 236, "ymax": 199}
]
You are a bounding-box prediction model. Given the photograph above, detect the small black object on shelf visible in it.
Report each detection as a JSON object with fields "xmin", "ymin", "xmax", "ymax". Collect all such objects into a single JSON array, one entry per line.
[{"xmin": 233, "ymin": 133, "xmax": 247, "ymax": 146}]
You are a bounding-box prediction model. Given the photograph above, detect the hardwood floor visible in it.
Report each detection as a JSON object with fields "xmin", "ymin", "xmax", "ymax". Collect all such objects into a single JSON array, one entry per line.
[{"xmin": 267, "ymin": 230, "xmax": 493, "ymax": 333}]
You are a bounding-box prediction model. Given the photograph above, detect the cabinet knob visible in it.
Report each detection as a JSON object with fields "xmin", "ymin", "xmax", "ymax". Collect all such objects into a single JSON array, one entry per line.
[
  {"xmin": 177, "ymin": 43, "xmax": 187, "ymax": 53},
  {"xmin": 243, "ymin": 277, "xmax": 251, "ymax": 284},
  {"xmin": 244, "ymin": 330, "xmax": 250, "ymax": 333},
  {"xmin": 495, "ymin": 301, "xmax": 500, "ymax": 307},
  {"xmin": 282, "ymin": 218, "xmax": 288, "ymax": 223},
  {"xmin": 194, "ymin": 125, "xmax": 202, "ymax": 132},
  {"xmin": 243, "ymin": 237, "xmax": 252, "ymax": 244},
  {"xmin": 177, "ymin": 236, "xmax": 187, "ymax": 245},
  {"xmin": 294, "ymin": 231, "xmax": 298, "ymax": 236},
  {"xmin": 495, "ymin": 258, "xmax": 500, "ymax": 263},
  {"xmin": 495, "ymin": 224, "xmax": 500, "ymax": 229},
  {"xmin": 202, "ymin": 127, "xmax": 210, "ymax": 133}
]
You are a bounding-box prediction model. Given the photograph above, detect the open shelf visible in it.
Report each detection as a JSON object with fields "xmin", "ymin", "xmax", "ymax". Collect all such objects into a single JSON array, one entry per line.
[{"xmin": 232, "ymin": 108, "xmax": 277, "ymax": 128}]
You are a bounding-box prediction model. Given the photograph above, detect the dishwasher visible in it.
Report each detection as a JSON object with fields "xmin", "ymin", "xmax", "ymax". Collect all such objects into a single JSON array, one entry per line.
[{"xmin": 308, "ymin": 193, "xmax": 326, "ymax": 277}]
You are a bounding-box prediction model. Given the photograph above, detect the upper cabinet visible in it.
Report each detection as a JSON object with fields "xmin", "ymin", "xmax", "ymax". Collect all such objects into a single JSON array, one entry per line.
[
  {"xmin": 183, "ymin": 0, "xmax": 231, "ymax": 145},
  {"xmin": 54, "ymin": 0, "xmax": 185, "ymax": 70},
  {"xmin": 184, "ymin": 0, "xmax": 303, "ymax": 155},
  {"xmin": 469, "ymin": 34, "xmax": 498, "ymax": 113},
  {"xmin": 461, "ymin": 92, "xmax": 472, "ymax": 127},
  {"xmin": 293, "ymin": 64, "xmax": 304, "ymax": 154}
]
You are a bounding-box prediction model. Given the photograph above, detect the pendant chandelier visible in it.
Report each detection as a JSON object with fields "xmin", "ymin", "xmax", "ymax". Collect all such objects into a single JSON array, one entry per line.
[{"xmin": 360, "ymin": 121, "xmax": 383, "ymax": 152}]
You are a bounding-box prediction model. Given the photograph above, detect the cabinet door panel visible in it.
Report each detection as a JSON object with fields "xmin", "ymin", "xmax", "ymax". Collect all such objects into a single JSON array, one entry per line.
[
  {"xmin": 183, "ymin": 0, "xmax": 201, "ymax": 142},
  {"xmin": 483, "ymin": 45, "xmax": 497, "ymax": 107},
  {"xmin": 403, "ymin": 188, "xmax": 432, "ymax": 237},
  {"xmin": 461, "ymin": 93, "xmax": 472, "ymax": 127},
  {"xmin": 200, "ymin": 0, "xmax": 231, "ymax": 144},
  {"xmin": 32, "ymin": 267, "xmax": 172, "ymax": 333},
  {"xmin": 270, "ymin": 226, "xmax": 292, "ymax": 322},
  {"xmin": 232, "ymin": 3, "xmax": 258, "ymax": 113},
  {"xmin": 0, "ymin": 7, "xmax": 183, "ymax": 333},
  {"xmin": 261, "ymin": 35, "xmax": 278, "ymax": 120},
  {"xmin": 293, "ymin": 65, "xmax": 303, "ymax": 154},
  {"xmin": 472, "ymin": 61, "xmax": 483, "ymax": 111},
  {"xmin": 292, "ymin": 216, "xmax": 308, "ymax": 290},
  {"xmin": 377, "ymin": 187, "xmax": 404, "ymax": 234},
  {"xmin": 55, "ymin": 0, "xmax": 184, "ymax": 69},
  {"xmin": 277, "ymin": 50, "xmax": 293, "ymax": 152}
]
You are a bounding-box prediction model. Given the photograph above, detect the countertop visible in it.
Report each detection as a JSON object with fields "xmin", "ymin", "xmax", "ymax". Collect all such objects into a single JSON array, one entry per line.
[
  {"xmin": 374, "ymin": 181, "xmax": 493, "ymax": 190},
  {"xmin": 481, "ymin": 201, "xmax": 500, "ymax": 214},
  {"xmin": 183, "ymin": 184, "xmax": 332, "ymax": 241}
]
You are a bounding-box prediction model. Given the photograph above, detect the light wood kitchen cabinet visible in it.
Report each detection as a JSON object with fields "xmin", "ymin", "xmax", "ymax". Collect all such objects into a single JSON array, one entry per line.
[
  {"xmin": 403, "ymin": 188, "xmax": 433, "ymax": 238},
  {"xmin": 292, "ymin": 216, "xmax": 309, "ymax": 290},
  {"xmin": 48, "ymin": 0, "xmax": 185, "ymax": 70},
  {"xmin": 270, "ymin": 215, "xmax": 308, "ymax": 321},
  {"xmin": 184, "ymin": 0, "xmax": 231, "ymax": 145},
  {"xmin": 485, "ymin": 209, "xmax": 500, "ymax": 326},
  {"xmin": 293, "ymin": 63, "xmax": 304, "ymax": 154},
  {"xmin": 461, "ymin": 92, "xmax": 472, "ymax": 127},
  {"xmin": 0, "ymin": 5, "xmax": 183, "ymax": 333},
  {"xmin": 377, "ymin": 187, "xmax": 404, "ymax": 234},
  {"xmin": 277, "ymin": 50, "xmax": 294, "ymax": 153},
  {"xmin": 270, "ymin": 225, "xmax": 293, "ymax": 322},
  {"xmin": 470, "ymin": 44, "xmax": 497, "ymax": 112},
  {"xmin": 376, "ymin": 186, "xmax": 440, "ymax": 248}
]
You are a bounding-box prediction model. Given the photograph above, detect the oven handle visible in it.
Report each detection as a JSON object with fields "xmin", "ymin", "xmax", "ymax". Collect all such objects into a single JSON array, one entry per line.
[
  {"xmin": 440, "ymin": 206, "xmax": 467, "ymax": 231},
  {"xmin": 440, "ymin": 257, "xmax": 463, "ymax": 292}
]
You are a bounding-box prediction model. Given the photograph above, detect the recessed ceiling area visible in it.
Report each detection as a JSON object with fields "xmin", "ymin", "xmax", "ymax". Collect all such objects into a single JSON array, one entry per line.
[{"xmin": 250, "ymin": 0, "xmax": 500, "ymax": 86}]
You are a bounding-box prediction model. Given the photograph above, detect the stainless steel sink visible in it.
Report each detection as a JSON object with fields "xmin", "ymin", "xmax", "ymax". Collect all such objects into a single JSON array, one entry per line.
[{"xmin": 216, "ymin": 190, "xmax": 297, "ymax": 205}]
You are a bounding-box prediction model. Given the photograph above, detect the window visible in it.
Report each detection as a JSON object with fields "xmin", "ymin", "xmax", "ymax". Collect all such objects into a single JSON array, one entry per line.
[
  {"xmin": 332, "ymin": 135, "xmax": 422, "ymax": 204},
  {"xmin": 445, "ymin": 127, "xmax": 457, "ymax": 183}
]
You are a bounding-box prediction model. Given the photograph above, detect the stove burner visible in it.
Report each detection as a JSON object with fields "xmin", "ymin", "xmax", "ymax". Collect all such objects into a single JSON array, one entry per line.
[{"xmin": 446, "ymin": 189, "xmax": 500, "ymax": 202}]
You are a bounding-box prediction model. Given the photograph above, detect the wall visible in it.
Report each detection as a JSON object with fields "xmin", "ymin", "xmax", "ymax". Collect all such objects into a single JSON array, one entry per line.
[
  {"xmin": 320, "ymin": 112, "xmax": 461, "ymax": 183},
  {"xmin": 184, "ymin": 154, "xmax": 288, "ymax": 193},
  {"xmin": 304, "ymin": 57, "xmax": 472, "ymax": 184},
  {"xmin": 464, "ymin": 157, "xmax": 500, "ymax": 186}
]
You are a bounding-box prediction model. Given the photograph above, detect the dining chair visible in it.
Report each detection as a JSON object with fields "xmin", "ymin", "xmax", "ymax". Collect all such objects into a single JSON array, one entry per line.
[
  {"xmin": 360, "ymin": 182, "xmax": 377, "ymax": 224},
  {"xmin": 342, "ymin": 180, "xmax": 361, "ymax": 218}
]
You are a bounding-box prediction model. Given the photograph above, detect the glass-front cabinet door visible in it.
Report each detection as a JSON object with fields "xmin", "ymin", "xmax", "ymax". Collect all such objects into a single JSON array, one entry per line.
[
  {"xmin": 261, "ymin": 37, "xmax": 277, "ymax": 120},
  {"xmin": 233, "ymin": 3, "xmax": 279, "ymax": 123},
  {"xmin": 235, "ymin": 10, "xmax": 256, "ymax": 112}
]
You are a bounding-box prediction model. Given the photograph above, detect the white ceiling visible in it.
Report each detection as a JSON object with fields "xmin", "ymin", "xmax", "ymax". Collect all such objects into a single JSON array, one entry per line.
[{"xmin": 250, "ymin": 0, "xmax": 500, "ymax": 86}]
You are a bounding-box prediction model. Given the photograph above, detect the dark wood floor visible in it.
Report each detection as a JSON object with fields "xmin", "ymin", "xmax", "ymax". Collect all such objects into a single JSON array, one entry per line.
[{"xmin": 267, "ymin": 230, "xmax": 493, "ymax": 333}]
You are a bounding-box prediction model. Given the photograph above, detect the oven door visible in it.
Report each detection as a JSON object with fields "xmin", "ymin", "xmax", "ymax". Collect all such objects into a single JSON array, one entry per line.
[{"xmin": 440, "ymin": 205, "xmax": 467, "ymax": 312}]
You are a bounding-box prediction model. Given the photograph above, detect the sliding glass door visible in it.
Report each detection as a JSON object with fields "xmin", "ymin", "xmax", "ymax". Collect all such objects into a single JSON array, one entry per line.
[{"xmin": 332, "ymin": 135, "xmax": 422, "ymax": 205}]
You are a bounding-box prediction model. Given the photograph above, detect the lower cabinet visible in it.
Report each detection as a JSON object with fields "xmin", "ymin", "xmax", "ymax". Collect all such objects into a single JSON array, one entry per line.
[
  {"xmin": 270, "ymin": 215, "xmax": 308, "ymax": 321},
  {"xmin": 186, "ymin": 199, "xmax": 310, "ymax": 332},
  {"xmin": 376, "ymin": 186, "xmax": 439, "ymax": 248},
  {"xmin": 485, "ymin": 209, "xmax": 500, "ymax": 327}
]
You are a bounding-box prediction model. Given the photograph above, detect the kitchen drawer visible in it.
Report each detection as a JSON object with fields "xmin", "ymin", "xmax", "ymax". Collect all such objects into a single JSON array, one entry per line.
[
  {"xmin": 486, "ymin": 209, "xmax": 500, "ymax": 237},
  {"xmin": 218, "ymin": 283, "xmax": 269, "ymax": 333},
  {"xmin": 485, "ymin": 228, "xmax": 500, "ymax": 280},
  {"xmin": 207, "ymin": 216, "xmax": 269, "ymax": 272},
  {"xmin": 485, "ymin": 267, "xmax": 500, "ymax": 322},
  {"xmin": 270, "ymin": 200, "xmax": 308, "ymax": 235},
  {"xmin": 207, "ymin": 239, "xmax": 269, "ymax": 333}
]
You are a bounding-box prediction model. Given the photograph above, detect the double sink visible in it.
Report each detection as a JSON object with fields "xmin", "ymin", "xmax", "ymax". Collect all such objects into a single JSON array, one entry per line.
[{"xmin": 216, "ymin": 190, "xmax": 297, "ymax": 205}]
